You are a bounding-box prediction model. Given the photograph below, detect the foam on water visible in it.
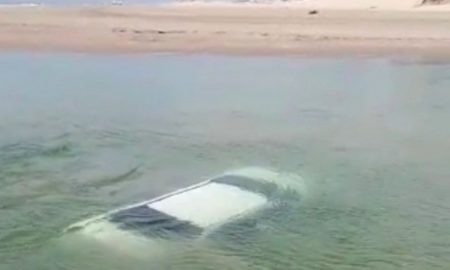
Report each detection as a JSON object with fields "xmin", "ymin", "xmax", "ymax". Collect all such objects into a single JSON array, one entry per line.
[{"xmin": 222, "ymin": 167, "xmax": 307, "ymax": 197}]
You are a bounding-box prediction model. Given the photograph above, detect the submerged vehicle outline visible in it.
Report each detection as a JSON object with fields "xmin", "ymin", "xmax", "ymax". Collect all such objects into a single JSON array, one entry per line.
[{"xmin": 65, "ymin": 167, "xmax": 305, "ymax": 254}]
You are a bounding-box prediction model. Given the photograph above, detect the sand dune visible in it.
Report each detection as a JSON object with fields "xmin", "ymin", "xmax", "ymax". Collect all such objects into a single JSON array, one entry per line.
[{"xmin": 0, "ymin": 5, "xmax": 450, "ymax": 57}]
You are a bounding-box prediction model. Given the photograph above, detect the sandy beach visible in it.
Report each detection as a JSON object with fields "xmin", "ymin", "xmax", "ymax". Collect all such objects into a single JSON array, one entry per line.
[{"xmin": 1, "ymin": 2, "xmax": 450, "ymax": 57}]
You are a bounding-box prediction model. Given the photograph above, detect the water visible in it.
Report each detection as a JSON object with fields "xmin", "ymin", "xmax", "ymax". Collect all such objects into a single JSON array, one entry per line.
[
  {"xmin": 0, "ymin": 0, "xmax": 166, "ymax": 6},
  {"xmin": 1, "ymin": 53, "xmax": 450, "ymax": 269},
  {"xmin": 0, "ymin": 0, "xmax": 304, "ymax": 6}
]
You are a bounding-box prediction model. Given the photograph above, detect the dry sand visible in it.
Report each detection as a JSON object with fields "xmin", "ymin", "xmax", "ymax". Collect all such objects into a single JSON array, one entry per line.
[{"xmin": 0, "ymin": 3, "xmax": 450, "ymax": 57}]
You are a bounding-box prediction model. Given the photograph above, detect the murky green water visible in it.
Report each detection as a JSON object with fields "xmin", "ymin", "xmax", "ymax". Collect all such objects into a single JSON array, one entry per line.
[{"xmin": 1, "ymin": 53, "xmax": 450, "ymax": 270}]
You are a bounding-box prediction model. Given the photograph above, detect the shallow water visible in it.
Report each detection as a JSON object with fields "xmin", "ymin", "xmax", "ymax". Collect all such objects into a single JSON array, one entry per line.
[
  {"xmin": 1, "ymin": 53, "xmax": 450, "ymax": 269},
  {"xmin": 0, "ymin": 0, "xmax": 303, "ymax": 6},
  {"xmin": 0, "ymin": 0, "xmax": 163, "ymax": 6}
]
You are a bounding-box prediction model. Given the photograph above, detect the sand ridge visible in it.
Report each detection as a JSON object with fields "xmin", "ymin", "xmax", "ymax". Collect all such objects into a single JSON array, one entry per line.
[{"xmin": 0, "ymin": 5, "xmax": 450, "ymax": 57}]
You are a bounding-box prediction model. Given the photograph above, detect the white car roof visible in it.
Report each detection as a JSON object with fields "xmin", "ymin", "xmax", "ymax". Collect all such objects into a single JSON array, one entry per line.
[
  {"xmin": 148, "ymin": 182, "xmax": 267, "ymax": 228},
  {"xmin": 67, "ymin": 168, "xmax": 304, "ymax": 241}
]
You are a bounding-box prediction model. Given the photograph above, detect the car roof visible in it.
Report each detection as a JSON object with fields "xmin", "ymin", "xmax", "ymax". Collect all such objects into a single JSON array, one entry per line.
[
  {"xmin": 107, "ymin": 175, "xmax": 271, "ymax": 238},
  {"xmin": 149, "ymin": 182, "xmax": 267, "ymax": 228}
]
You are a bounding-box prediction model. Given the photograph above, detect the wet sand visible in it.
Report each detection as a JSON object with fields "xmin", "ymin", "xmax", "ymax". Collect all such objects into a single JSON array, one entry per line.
[{"xmin": 1, "ymin": 5, "xmax": 450, "ymax": 57}]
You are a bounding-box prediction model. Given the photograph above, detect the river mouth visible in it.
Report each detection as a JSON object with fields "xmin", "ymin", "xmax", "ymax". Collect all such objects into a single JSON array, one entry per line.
[{"xmin": 1, "ymin": 53, "xmax": 450, "ymax": 269}]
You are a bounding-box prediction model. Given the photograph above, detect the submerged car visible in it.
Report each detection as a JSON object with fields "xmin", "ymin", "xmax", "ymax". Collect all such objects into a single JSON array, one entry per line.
[{"xmin": 65, "ymin": 168, "xmax": 305, "ymax": 256}]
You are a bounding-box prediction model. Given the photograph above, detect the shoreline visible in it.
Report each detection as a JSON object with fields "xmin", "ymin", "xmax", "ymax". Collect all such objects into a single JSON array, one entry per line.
[{"xmin": 1, "ymin": 6, "xmax": 450, "ymax": 58}]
